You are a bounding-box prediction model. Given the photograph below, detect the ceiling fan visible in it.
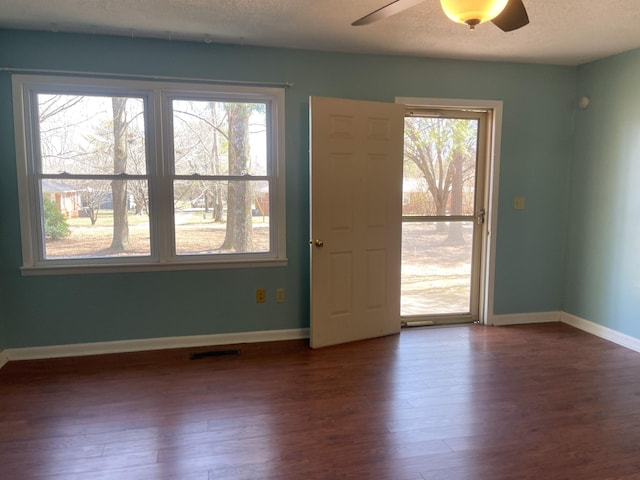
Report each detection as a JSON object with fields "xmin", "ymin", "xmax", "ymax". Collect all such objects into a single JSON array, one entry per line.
[{"xmin": 352, "ymin": 0, "xmax": 529, "ymax": 32}]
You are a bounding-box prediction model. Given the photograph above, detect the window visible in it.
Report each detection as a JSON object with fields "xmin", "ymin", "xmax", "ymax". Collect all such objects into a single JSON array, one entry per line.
[{"xmin": 12, "ymin": 75, "xmax": 286, "ymax": 274}]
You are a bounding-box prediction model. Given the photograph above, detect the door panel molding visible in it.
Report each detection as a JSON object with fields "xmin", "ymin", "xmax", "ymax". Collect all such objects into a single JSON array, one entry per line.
[{"xmin": 310, "ymin": 96, "xmax": 405, "ymax": 348}]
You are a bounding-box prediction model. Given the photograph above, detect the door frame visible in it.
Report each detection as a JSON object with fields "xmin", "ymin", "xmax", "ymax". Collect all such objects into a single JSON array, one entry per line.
[{"xmin": 396, "ymin": 97, "xmax": 503, "ymax": 326}]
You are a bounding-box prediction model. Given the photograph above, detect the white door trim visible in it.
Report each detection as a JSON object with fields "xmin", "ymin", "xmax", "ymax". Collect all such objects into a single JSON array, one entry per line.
[{"xmin": 395, "ymin": 97, "xmax": 503, "ymax": 325}]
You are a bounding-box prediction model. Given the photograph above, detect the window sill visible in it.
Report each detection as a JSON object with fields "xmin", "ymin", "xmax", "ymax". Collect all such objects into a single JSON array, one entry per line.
[{"xmin": 20, "ymin": 258, "xmax": 288, "ymax": 276}]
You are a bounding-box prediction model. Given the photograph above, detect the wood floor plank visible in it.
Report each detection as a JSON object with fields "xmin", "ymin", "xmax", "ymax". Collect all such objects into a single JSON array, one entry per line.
[{"xmin": 2, "ymin": 323, "xmax": 640, "ymax": 479}]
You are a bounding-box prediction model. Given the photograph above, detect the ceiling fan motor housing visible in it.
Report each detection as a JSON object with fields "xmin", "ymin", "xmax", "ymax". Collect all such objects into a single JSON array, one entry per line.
[{"xmin": 440, "ymin": 0, "xmax": 509, "ymax": 27}]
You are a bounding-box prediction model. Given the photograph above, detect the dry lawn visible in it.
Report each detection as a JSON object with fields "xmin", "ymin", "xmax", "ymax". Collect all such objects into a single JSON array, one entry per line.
[
  {"xmin": 47, "ymin": 212, "xmax": 472, "ymax": 315},
  {"xmin": 45, "ymin": 211, "xmax": 270, "ymax": 258}
]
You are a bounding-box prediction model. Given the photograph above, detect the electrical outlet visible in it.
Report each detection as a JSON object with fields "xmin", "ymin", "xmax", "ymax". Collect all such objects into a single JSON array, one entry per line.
[
  {"xmin": 256, "ymin": 288, "xmax": 266, "ymax": 303},
  {"xmin": 276, "ymin": 288, "xmax": 285, "ymax": 303},
  {"xmin": 514, "ymin": 196, "xmax": 525, "ymax": 210}
]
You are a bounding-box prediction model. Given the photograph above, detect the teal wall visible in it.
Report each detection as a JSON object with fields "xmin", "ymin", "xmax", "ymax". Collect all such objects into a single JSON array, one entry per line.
[
  {"xmin": 0, "ymin": 29, "xmax": 576, "ymax": 348},
  {"xmin": 565, "ymin": 49, "xmax": 640, "ymax": 338},
  {"xmin": 0, "ymin": 68, "xmax": 11, "ymax": 352}
]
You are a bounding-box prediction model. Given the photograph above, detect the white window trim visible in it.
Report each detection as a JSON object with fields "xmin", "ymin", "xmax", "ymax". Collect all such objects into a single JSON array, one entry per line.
[{"xmin": 12, "ymin": 74, "xmax": 286, "ymax": 275}]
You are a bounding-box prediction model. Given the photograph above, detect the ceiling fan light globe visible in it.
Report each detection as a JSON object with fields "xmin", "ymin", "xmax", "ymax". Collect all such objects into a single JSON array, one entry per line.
[{"xmin": 440, "ymin": 0, "xmax": 509, "ymax": 26}]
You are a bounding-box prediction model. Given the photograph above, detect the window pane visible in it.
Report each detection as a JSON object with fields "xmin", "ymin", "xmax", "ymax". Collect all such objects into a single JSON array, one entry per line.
[
  {"xmin": 172, "ymin": 100, "xmax": 267, "ymax": 176},
  {"xmin": 174, "ymin": 180, "xmax": 270, "ymax": 255},
  {"xmin": 38, "ymin": 94, "xmax": 147, "ymax": 175},
  {"xmin": 403, "ymin": 117, "xmax": 478, "ymax": 216},
  {"xmin": 401, "ymin": 221, "xmax": 473, "ymax": 316},
  {"xmin": 15, "ymin": 76, "xmax": 285, "ymax": 271},
  {"xmin": 41, "ymin": 179, "xmax": 151, "ymax": 259}
]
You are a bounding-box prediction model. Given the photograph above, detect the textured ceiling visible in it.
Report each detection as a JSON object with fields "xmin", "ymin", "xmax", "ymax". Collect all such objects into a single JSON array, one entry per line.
[{"xmin": 0, "ymin": 0, "xmax": 639, "ymax": 65}]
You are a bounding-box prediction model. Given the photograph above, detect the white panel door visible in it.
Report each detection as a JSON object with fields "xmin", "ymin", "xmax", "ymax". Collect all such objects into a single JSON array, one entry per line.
[{"xmin": 309, "ymin": 96, "xmax": 405, "ymax": 348}]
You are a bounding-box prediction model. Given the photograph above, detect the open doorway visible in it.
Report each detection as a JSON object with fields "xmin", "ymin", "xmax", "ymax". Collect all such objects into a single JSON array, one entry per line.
[
  {"xmin": 309, "ymin": 96, "xmax": 502, "ymax": 348},
  {"xmin": 397, "ymin": 98, "xmax": 502, "ymax": 327}
]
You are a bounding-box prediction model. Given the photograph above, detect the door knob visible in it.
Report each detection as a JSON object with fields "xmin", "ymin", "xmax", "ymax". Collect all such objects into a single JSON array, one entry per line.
[{"xmin": 313, "ymin": 239, "xmax": 324, "ymax": 247}]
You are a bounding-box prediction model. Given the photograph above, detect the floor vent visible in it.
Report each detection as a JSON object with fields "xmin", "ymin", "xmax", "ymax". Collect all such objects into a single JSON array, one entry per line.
[{"xmin": 190, "ymin": 349, "xmax": 240, "ymax": 360}]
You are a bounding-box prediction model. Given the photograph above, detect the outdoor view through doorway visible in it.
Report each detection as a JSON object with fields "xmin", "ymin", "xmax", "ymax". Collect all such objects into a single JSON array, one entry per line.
[{"xmin": 401, "ymin": 109, "xmax": 487, "ymax": 323}]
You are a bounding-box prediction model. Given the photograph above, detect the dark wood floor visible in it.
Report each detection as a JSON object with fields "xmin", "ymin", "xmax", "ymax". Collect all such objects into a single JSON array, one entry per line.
[{"xmin": 2, "ymin": 323, "xmax": 640, "ymax": 479}]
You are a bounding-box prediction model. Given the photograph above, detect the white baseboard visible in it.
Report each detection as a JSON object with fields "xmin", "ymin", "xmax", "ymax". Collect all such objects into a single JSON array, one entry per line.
[
  {"xmin": 490, "ymin": 311, "xmax": 561, "ymax": 326},
  {"xmin": 2, "ymin": 313, "xmax": 638, "ymax": 369},
  {"xmin": 561, "ymin": 312, "xmax": 640, "ymax": 353},
  {"xmin": 2, "ymin": 328, "xmax": 310, "ymax": 363}
]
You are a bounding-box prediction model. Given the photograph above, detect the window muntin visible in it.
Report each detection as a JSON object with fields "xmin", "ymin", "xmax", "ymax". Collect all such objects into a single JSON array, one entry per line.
[{"xmin": 13, "ymin": 76, "xmax": 286, "ymax": 273}]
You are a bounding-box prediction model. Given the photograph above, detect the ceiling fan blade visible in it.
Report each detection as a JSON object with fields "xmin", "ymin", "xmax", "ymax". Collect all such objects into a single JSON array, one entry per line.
[
  {"xmin": 352, "ymin": 0, "xmax": 425, "ymax": 26},
  {"xmin": 491, "ymin": 0, "xmax": 529, "ymax": 32}
]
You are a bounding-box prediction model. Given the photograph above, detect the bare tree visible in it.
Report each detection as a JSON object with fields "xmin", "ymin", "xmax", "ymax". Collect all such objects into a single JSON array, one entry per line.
[
  {"xmin": 447, "ymin": 149, "xmax": 466, "ymax": 243},
  {"xmin": 173, "ymin": 101, "xmax": 228, "ymax": 220},
  {"xmin": 110, "ymin": 97, "xmax": 129, "ymax": 251},
  {"xmin": 208, "ymin": 102, "xmax": 225, "ymax": 222},
  {"xmin": 38, "ymin": 95, "xmax": 91, "ymax": 174},
  {"xmin": 221, "ymin": 103, "xmax": 253, "ymax": 252},
  {"xmin": 404, "ymin": 117, "xmax": 476, "ymax": 238},
  {"xmin": 80, "ymin": 186, "xmax": 109, "ymax": 225},
  {"xmin": 447, "ymin": 120, "xmax": 476, "ymax": 244},
  {"xmin": 38, "ymin": 95, "xmax": 85, "ymax": 124},
  {"xmin": 171, "ymin": 100, "xmax": 265, "ymax": 253},
  {"xmin": 405, "ymin": 118, "xmax": 453, "ymax": 216}
]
